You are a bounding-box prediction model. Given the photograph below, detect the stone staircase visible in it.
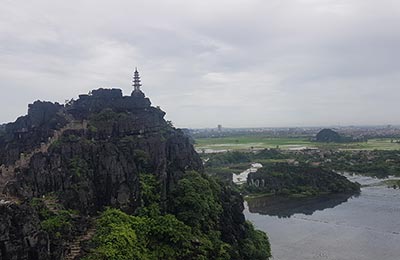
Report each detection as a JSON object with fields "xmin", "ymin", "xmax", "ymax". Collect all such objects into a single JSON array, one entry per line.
[
  {"xmin": 0, "ymin": 112, "xmax": 96, "ymax": 258},
  {"xmin": 0, "ymin": 116, "xmax": 88, "ymax": 201},
  {"xmin": 42, "ymin": 196, "xmax": 96, "ymax": 260},
  {"xmin": 64, "ymin": 226, "xmax": 96, "ymax": 260},
  {"xmin": 43, "ymin": 196, "xmax": 63, "ymax": 213}
]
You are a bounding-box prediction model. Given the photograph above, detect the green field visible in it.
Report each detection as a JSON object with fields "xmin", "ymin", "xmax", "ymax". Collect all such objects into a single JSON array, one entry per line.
[{"xmin": 195, "ymin": 136, "xmax": 400, "ymax": 152}]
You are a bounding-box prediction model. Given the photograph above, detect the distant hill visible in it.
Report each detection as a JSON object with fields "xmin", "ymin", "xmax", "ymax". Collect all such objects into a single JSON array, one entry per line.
[{"xmin": 316, "ymin": 128, "xmax": 342, "ymax": 143}]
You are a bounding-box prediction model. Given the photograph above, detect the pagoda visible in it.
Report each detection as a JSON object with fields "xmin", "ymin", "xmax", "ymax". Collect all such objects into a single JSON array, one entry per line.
[{"xmin": 131, "ymin": 68, "xmax": 145, "ymax": 98}]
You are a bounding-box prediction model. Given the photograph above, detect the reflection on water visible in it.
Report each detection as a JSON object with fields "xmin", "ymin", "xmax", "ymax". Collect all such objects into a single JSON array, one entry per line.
[
  {"xmin": 247, "ymin": 193, "xmax": 357, "ymax": 218},
  {"xmin": 245, "ymin": 175, "xmax": 400, "ymax": 260}
]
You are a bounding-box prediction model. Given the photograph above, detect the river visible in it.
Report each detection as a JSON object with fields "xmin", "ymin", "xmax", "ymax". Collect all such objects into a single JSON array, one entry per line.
[{"xmin": 244, "ymin": 175, "xmax": 400, "ymax": 260}]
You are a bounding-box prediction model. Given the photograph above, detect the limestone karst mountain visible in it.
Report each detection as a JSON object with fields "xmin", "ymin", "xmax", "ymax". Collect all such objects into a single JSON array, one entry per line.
[
  {"xmin": 315, "ymin": 128, "xmax": 342, "ymax": 143},
  {"xmin": 1, "ymin": 88, "xmax": 202, "ymax": 212},
  {"xmin": 0, "ymin": 87, "xmax": 270, "ymax": 260}
]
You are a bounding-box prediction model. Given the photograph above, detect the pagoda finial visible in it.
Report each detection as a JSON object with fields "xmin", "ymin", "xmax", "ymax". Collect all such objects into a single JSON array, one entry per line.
[{"xmin": 133, "ymin": 68, "xmax": 142, "ymax": 91}]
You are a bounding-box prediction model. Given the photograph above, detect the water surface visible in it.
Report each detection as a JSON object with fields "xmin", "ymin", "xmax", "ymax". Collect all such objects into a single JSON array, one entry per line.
[{"xmin": 244, "ymin": 176, "xmax": 400, "ymax": 260}]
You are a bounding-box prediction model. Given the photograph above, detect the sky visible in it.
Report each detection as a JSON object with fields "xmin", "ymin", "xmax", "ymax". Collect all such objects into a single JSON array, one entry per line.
[{"xmin": 0, "ymin": 0, "xmax": 399, "ymax": 128}]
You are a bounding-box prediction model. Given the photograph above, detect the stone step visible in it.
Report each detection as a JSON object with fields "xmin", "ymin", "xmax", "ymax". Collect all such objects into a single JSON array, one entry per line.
[{"xmin": 64, "ymin": 226, "xmax": 96, "ymax": 260}]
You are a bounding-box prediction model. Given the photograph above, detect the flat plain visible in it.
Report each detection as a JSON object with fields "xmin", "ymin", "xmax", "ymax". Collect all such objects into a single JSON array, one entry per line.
[{"xmin": 195, "ymin": 136, "xmax": 400, "ymax": 152}]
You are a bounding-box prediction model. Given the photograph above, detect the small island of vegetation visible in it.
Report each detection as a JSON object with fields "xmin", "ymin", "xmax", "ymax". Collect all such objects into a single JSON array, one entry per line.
[
  {"xmin": 201, "ymin": 150, "xmax": 361, "ymax": 198},
  {"xmin": 245, "ymin": 164, "xmax": 361, "ymax": 197}
]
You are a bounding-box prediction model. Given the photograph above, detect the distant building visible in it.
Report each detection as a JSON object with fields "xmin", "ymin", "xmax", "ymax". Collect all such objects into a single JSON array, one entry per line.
[{"xmin": 217, "ymin": 124, "xmax": 222, "ymax": 132}]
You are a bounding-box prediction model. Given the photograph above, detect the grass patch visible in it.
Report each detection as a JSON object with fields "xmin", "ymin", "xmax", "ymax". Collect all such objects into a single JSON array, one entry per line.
[
  {"xmin": 245, "ymin": 193, "xmax": 274, "ymax": 200},
  {"xmin": 381, "ymin": 179, "xmax": 400, "ymax": 188},
  {"xmin": 195, "ymin": 136, "xmax": 400, "ymax": 152},
  {"xmin": 196, "ymin": 136, "xmax": 313, "ymax": 151}
]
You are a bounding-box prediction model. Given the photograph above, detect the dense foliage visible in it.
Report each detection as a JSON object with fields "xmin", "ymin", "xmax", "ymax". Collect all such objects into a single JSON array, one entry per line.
[
  {"xmin": 246, "ymin": 164, "xmax": 361, "ymax": 196},
  {"xmin": 323, "ymin": 150, "xmax": 400, "ymax": 178},
  {"xmin": 202, "ymin": 149, "xmax": 361, "ymax": 197},
  {"xmin": 84, "ymin": 172, "xmax": 271, "ymax": 260},
  {"xmin": 30, "ymin": 198, "xmax": 77, "ymax": 240},
  {"xmin": 203, "ymin": 150, "xmax": 290, "ymax": 182},
  {"xmin": 204, "ymin": 150, "xmax": 288, "ymax": 168},
  {"xmin": 204, "ymin": 148, "xmax": 400, "ymax": 182},
  {"xmin": 205, "ymin": 151, "xmax": 252, "ymax": 167},
  {"xmin": 83, "ymin": 208, "xmax": 196, "ymax": 260},
  {"xmin": 29, "ymin": 197, "xmax": 81, "ymax": 259}
]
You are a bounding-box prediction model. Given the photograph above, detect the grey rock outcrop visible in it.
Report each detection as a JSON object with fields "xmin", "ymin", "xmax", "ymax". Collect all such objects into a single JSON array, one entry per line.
[{"xmin": 0, "ymin": 202, "xmax": 50, "ymax": 260}]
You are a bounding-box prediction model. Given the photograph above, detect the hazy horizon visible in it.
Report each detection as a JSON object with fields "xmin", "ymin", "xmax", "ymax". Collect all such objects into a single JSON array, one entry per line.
[{"xmin": 1, "ymin": 0, "xmax": 399, "ymax": 128}]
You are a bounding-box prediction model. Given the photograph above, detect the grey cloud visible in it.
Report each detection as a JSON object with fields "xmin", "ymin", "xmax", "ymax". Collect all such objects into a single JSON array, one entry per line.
[{"xmin": 0, "ymin": 0, "xmax": 399, "ymax": 127}]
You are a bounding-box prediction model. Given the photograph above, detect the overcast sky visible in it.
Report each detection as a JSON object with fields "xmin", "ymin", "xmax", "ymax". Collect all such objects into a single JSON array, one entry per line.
[{"xmin": 1, "ymin": 0, "xmax": 399, "ymax": 128}]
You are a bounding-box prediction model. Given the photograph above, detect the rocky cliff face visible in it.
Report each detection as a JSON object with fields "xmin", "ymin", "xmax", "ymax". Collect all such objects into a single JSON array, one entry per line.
[
  {"xmin": 0, "ymin": 202, "xmax": 49, "ymax": 260},
  {"xmin": 0, "ymin": 101, "xmax": 67, "ymax": 166},
  {"xmin": 0, "ymin": 89, "xmax": 203, "ymax": 259},
  {"xmin": 1, "ymin": 88, "xmax": 202, "ymax": 213}
]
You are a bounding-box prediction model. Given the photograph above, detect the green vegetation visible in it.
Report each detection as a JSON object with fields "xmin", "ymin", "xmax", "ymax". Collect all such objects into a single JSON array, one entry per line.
[
  {"xmin": 195, "ymin": 136, "xmax": 400, "ymax": 152},
  {"xmin": 203, "ymin": 150, "xmax": 290, "ymax": 182},
  {"xmin": 84, "ymin": 172, "xmax": 271, "ymax": 260},
  {"xmin": 30, "ymin": 198, "xmax": 78, "ymax": 240},
  {"xmin": 240, "ymin": 222, "xmax": 271, "ymax": 260},
  {"xmin": 133, "ymin": 150, "xmax": 151, "ymax": 173},
  {"xmin": 49, "ymin": 139, "xmax": 62, "ymax": 150},
  {"xmin": 41, "ymin": 210, "xmax": 74, "ymax": 239},
  {"xmin": 61, "ymin": 134, "xmax": 81, "ymax": 143},
  {"xmin": 314, "ymin": 128, "xmax": 362, "ymax": 143},
  {"xmin": 87, "ymin": 124, "xmax": 98, "ymax": 133},
  {"xmin": 382, "ymin": 179, "xmax": 400, "ymax": 189},
  {"xmin": 84, "ymin": 208, "xmax": 196, "ymax": 260},
  {"xmin": 196, "ymin": 136, "xmax": 314, "ymax": 151},
  {"xmin": 89, "ymin": 108, "xmax": 132, "ymax": 132},
  {"xmin": 69, "ymin": 157, "xmax": 90, "ymax": 178},
  {"xmin": 205, "ymin": 151, "xmax": 252, "ymax": 167},
  {"xmin": 315, "ymin": 129, "xmax": 342, "ymax": 143},
  {"xmin": 201, "ymin": 136, "xmax": 400, "ymax": 180},
  {"xmin": 168, "ymin": 171, "xmax": 222, "ymax": 232},
  {"xmin": 203, "ymin": 149, "xmax": 362, "ymax": 198},
  {"xmin": 324, "ymin": 150, "xmax": 400, "ymax": 178},
  {"xmin": 137, "ymin": 173, "xmax": 161, "ymax": 217},
  {"xmin": 245, "ymin": 164, "xmax": 361, "ymax": 197}
]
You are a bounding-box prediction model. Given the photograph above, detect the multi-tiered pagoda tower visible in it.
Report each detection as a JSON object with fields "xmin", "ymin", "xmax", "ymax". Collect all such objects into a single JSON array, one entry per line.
[{"xmin": 131, "ymin": 68, "xmax": 145, "ymax": 98}]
